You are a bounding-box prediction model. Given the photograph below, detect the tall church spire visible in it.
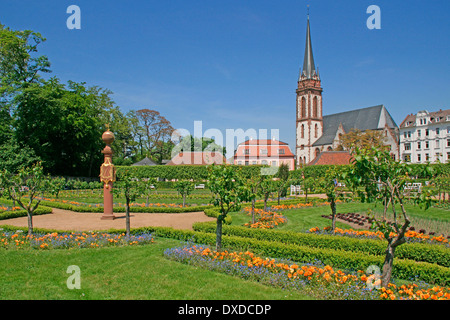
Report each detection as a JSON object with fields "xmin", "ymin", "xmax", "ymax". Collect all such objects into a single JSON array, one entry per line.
[
  {"xmin": 300, "ymin": 14, "xmax": 318, "ymax": 80},
  {"xmin": 296, "ymin": 9, "xmax": 323, "ymax": 167}
]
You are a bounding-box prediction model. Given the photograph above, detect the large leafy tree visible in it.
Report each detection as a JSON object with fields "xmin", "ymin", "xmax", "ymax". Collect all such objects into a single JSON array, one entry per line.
[
  {"xmin": 13, "ymin": 78, "xmax": 105, "ymax": 176},
  {"xmin": 0, "ymin": 23, "xmax": 50, "ymax": 170},
  {"xmin": 338, "ymin": 128, "xmax": 389, "ymax": 155},
  {"xmin": 172, "ymin": 135, "xmax": 226, "ymax": 155},
  {"xmin": 135, "ymin": 108, "xmax": 175, "ymax": 163}
]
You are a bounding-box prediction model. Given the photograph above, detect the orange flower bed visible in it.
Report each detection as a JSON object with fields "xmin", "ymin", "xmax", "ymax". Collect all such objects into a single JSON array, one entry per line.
[
  {"xmin": 243, "ymin": 207, "xmax": 287, "ymax": 229},
  {"xmin": 168, "ymin": 245, "xmax": 450, "ymax": 300},
  {"xmin": 309, "ymin": 226, "xmax": 449, "ymax": 244},
  {"xmin": 270, "ymin": 202, "xmax": 313, "ymax": 210}
]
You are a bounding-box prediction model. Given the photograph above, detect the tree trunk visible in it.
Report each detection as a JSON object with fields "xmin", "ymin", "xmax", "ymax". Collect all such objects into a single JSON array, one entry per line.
[
  {"xmin": 381, "ymin": 243, "xmax": 396, "ymax": 287},
  {"xmin": 330, "ymin": 198, "xmax": 336, "ymax": 232},
  {"xmin": 125, "ymin": 198, "xmax": 131, "ymax": 239},
  {"xmin": 27, "ymin": 211, "xmax": 33, "ymax": 236},
  {"xmin": 251, "ymin": 198, "xmax": 256, "ymax": 224},
  {"xmin": 182, "ymin": 194, "xmax": 186, "ymax": 207},
  {"xmin": 216, "ymin": 216, "xmax": 223, "ymax": 251}
]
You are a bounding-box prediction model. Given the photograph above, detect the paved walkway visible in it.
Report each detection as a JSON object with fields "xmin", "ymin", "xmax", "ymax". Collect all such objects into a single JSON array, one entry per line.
[{"xmin": 2, "ymin": 208, "xmax": 216, "ymax": 232}]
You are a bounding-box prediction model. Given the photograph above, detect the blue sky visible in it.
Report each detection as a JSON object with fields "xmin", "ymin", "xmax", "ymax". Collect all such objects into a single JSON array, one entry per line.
[{"xmin": 2, "ymin": 0, "xmax": 450, "ymax": 158}]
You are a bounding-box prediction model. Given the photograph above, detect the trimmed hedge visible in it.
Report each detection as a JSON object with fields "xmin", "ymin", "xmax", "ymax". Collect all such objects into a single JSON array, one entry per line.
[
  {"xmin": 203, "ymin": 208, "xmax": 232, "ymax": 224},
  {"xmin": 0, "ymin": 206, "xmax": 53, "ymax": 220},
  {"xmin": 40, "ymin": 200, "xmax": 211, "ymax": 213},
  {"xmin": 115, "ymin": 164, "xmax": 265, "ymax": 180},
  {"xmin": 290, "ymin": 162, "xmax": 450, "ymax": 179},
  {"xmin": 193, "ymin": 223, "xmax": 450, "ymax": 268},
  {"xmin": 123, "ymin": 226, "xmax": 449, "ymax": 286}
]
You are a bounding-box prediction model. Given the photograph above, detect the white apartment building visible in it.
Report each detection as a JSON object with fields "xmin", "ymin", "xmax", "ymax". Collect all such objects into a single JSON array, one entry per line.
[{"xmin": 399, "ymin": 109, "xmax": 450, "ymax": 164}]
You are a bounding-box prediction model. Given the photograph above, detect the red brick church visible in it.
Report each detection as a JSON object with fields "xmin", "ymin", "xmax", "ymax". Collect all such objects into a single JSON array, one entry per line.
[{"xmin": 295, "ymin": 15, "xmax": 399, "ymax": 167}]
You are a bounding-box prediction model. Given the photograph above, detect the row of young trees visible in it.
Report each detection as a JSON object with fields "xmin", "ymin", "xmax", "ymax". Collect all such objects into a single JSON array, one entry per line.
[
  {"xmin": 206, "ymin": 148, "xmax": 435, "ymax": 288},
  {"xmin": 0, "ymin": 144, "xmax": 437, "ymax": 287}
]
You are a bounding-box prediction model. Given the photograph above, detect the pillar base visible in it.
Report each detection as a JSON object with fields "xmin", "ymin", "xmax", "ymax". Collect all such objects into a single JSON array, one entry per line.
[{"xmin": 101, "ymin": 214, "xmax": 116, "ymax": 220}]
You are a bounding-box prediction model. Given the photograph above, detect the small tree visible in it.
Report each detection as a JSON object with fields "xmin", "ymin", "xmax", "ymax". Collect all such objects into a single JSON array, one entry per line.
[
  {"xmin": 175, "ymin": 180, "xmax": 194, "ymax": 207},
  {"xmin": 349, "ymin": 148, "xmax": 433, "ymax": 287},
  {"xmin": 244, "ymin": 174, "xmax": 260, "ymax": 224},
  {"xmin": 273, "ymin": 179, "xmax": 290, "ymax": 205},
  {"xmin": 302, "ymin": 176, "xmax": 316, "ymax": 203},
  {"xmin": 319, "ymin": 166, "xmax": 345, "ymax": 232},
  {"xmin": 207, "ymin": 164, "xmax": 250, "ymax": 251},
  {"xmin": 51, "ymin": 176, "xmax": 67, "ymax": 199},
  {"xmin": 0, "ymin": 162, "xmax": 53, "ymax": 235},
  {"xmin": 142, "ymin": 177, "xmax": 157, "ymax": 207},
  {"xmin": 112, "ymin": 170, "xmax": 143, "ymax": 238},
  {"xmin": 259, "ymin": 175, "xmax": 276, "ymax": 212},
  {"xmin": 274, "ymin": 163, "xmax": 290, "ymax": 203}
]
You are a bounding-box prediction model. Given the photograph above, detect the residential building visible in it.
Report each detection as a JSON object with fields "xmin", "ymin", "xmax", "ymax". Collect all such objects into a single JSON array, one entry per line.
[
  {"xmin": 399, "ymin": 109, "xmax": 450, "ymax": 163},
  {"xmin": 233, "ymin": 138, "xmax": 295, "ymax": 170}
]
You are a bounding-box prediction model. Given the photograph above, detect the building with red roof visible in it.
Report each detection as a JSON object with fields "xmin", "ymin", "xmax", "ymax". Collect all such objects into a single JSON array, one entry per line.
[{"xmin": 233, "ymin": 138, "xmax": 295, "ymax": 170}]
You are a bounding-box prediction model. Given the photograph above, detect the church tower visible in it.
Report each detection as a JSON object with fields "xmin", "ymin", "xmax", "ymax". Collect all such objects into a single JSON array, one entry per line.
[{"xmin": 296, "ymin": 14, "xmax": 323, "ymax": 166}]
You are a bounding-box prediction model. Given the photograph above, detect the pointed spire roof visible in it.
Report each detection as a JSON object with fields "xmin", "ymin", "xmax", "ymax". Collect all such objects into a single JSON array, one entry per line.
[{"xmin": 300, "ymin": 14, "xmax": 318, "ymax": 80}]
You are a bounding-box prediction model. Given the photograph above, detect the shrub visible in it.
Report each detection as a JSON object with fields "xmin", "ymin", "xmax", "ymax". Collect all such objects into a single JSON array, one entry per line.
[
  {"xmin": 0, "ymin": 206, "xmax": 52, "ymax": 220},
  {"xmin": 192, "ymin": 223, "xmax": 450, "ymax": 268}
]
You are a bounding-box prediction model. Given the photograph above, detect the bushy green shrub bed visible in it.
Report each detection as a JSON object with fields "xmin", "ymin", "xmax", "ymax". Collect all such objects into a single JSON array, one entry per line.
[
  {"xmin": 108, "ymin": 226, "xmax": 449, "ymax": 286},
  {"xmin": 203, "ymin": 208, "xmax": 232, "ymax": 224},
  {"xmin": 0, "ymin": 206, "xmax": 53, "ymax": 220},
  {"xmin": 193, "ymin": 222, "xmax": 450, "ymax": 268},
  {"xmin": 40, "ymin": 200, "xmax": 211, "ymax": 213}
]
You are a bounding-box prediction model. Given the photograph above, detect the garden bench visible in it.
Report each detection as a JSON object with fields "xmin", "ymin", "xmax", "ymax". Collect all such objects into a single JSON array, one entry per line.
[{"xmin": 290, "ymin": 185, "xmax": 304, "ymax": 196}]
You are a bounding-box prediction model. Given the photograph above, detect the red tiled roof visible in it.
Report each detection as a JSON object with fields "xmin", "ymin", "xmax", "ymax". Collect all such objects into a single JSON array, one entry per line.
[
  {"xmin": 234, "ymin": 139, "xmax": 295, "ymax": 158},
  {"xmin": 241, "ymin": 139, "xmax": 288, "ymax": 146},
  {"xmin": 166, "ymin": 152, "xmax": 227, "ymax": 166},
  {"xmin": 309, "ymin": 151, "xmax": 353, "ymax": 166}
]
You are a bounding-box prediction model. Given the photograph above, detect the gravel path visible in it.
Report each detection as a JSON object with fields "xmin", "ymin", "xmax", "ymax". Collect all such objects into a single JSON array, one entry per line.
[{"xmin": 2, "ymin": 208, "xmax": 216, "ymax": 232}]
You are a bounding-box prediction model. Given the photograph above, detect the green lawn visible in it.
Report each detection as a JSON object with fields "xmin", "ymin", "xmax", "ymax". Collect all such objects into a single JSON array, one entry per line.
[
  {"xmin": 0, "ymin": 237, "xmax": 312, "ymax": 300},
  {"xmin": 2, "ymin": 196, "xmax": 448, "ymax": 300},
  {"xmin": 230, "ymin": 201, "xmax": 450, "ymax": 235}
]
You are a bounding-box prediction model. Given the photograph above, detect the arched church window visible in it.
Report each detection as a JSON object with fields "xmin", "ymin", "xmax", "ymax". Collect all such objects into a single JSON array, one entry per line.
[
  {"xmin": 301, "ymin": 124, "xmax": 305, "ymax": 138},
  {"xmin": 313, "ymin": 96, "xmax": 318, "ymax": 118},
  {"xmin": 301, "ymin": 97, "xmax": 306, "ymax": 118}
]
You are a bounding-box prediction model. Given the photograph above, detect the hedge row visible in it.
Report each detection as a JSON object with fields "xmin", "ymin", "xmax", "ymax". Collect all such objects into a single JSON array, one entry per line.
[
  {"xmin": 291, "ymin": 163, "xmax": 450, "ymax": 179},
  {"xmin": 203, "ymin": 208, "xmax": 232, "ymax": 224},
  {"xmin": 193, "ymin": 222, "xmax": 450, "ymax": 268},
  {"xmin": 121, "ymin": 226, "xmax": 449, "ymax": 286},
  {"xmin": 115, "ymin": 162, "xmax": 449, "ymax": 181},
  {"xmin": 115, "ymin": 165, "xmax": 265, "ymax": 180},
  {"xmin": 0, "ymin": 206, "xmax": 53, "ymax": 220},
  {"xmin": 39, "ymin": 200, "xmax": 211, "ymax": 213}
]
